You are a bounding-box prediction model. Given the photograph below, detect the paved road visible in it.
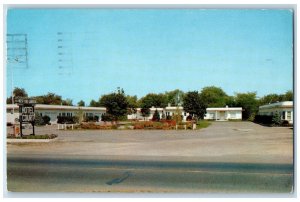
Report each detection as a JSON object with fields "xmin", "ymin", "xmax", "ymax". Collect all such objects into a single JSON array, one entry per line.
[{"xmin": 7, "ymin": 155, "xmax": 293, "ymax": 193}]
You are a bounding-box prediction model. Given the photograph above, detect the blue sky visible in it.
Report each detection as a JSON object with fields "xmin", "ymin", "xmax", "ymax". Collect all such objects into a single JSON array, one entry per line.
[{"xmin": 6, "ymin": 9, "xmax": 293, "ymax": 104}]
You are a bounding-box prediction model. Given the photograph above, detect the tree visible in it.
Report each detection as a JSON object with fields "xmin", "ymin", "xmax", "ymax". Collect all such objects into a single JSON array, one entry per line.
[
  {"xmin": 140, "ymin": 108, "xmax": 150, "ymax": 119},
  {"xmin": 235, "ymin": 92, "xmax": 258, "ymax": 120},
  {"xmin": 7, "ymin": 87, "xmax": 28, "ymax": 104},
  {"xmin": 172, "ymin": 107, "xmax": 183, "ymax": 124},
  {"xmin": 225, "ymin": 96, "xmax": 236, "ymax": 107},
  {"xmin": 284, "ymin": 90, "xmax": 293, "ymax": 101},
  {"xmin": 152, "ymin": 110, "xmax": 161, "ymax": 122},
  {"xmin": 139, "ymin": 93, "xmax": 168, "ymax": 119},
  {"xmin": 77, "ymin": 100, "xmax": 85, "ymax": 106},
  {"xmin": 126, "ymin": 95, "xmax": 138, "ymax": 114},
  {"xmin": 62, "ymin": 98, "xmax": 73, "ymax": 106},
  {"xmin": 35, "ymin": 93, "xmax": 63, "ymax": 105},
  {"xmin": 199, "ymin": 86, "xmax": 228, "ymax": 107},
  {"xmin": 259, "ymin": 91, "xmax": 293, "ymax": 106},
  {"xmin": 89, "ymin": 99, "xmax": 100, "ymax": 107},
  {"xmin": 99, "ymin": 88, "xmax": 129, "ymax": 121},
  {"xmin": 74, "ymin": 108, "xmax": 84, "ymax": 124},
  {"xmin": 164, "ymin": 89, "xmax": 184, "ymax": 106},
  {"xmin": 258, "ymin": 93, "xmax": 281, "ymax": 105},
  {"xmin": 182, "ymin": 91, "xmax": 207, "ymax": 120},
  {"xmin": 272, "ymin": 112, "xmax": 281, "ymax": 125}
]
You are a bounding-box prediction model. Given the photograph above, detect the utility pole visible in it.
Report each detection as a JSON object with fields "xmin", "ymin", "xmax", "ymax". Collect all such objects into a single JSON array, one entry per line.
[{"xmin": 7, "ymin": 34, "xmax": 28, "ymax": 125}]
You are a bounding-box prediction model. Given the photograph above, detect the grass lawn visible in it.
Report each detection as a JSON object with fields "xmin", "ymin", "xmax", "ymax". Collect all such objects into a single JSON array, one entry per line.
[
  {"xmin": 197, "ymin": 120, "xmax": 212, "ymax": 129},
  {"xmin": 7, "ymin": 134, "xmax": 58, "ymax": 139}
]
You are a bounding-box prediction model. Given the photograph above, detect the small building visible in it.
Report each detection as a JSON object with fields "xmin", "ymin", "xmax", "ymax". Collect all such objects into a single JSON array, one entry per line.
[
  {"xmin": 127, "ymin": 105, "xmax": 190, "ymax": 121},
  {"xmin": 6, "ymin": 104, "xmax": 106, "ymax": 124},
  {"xmin": 204, "ymin": 106, "xmax": 243, "ymax": 121},
  {"xmin": 258, "ymin": 101, "xmax": 293, "ymax": 124}
]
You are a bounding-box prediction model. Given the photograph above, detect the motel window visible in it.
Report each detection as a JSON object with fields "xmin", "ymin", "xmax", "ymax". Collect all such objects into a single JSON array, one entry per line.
[
  {"xmin": 287, "ymin": 111, "xmax": 291, "ymax": 120},
  {"xmin": 282, "ymin": 111, "xmax": 286, "ymax": 119},
  {"xmin": 231, "ymin": 112, "xmax": 236, "ymax": 118}
]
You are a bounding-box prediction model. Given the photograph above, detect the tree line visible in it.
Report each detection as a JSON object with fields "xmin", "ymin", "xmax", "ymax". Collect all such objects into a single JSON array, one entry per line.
[{"xmin": 7, "ymin": 86, "xmax": 293, "ymax": 121}]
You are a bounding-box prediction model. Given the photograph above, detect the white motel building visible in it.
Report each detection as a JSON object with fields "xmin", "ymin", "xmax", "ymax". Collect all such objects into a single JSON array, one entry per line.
[
  {"xmin": 6, "ymin": 104, "xmax": 106, "ymax": 124},
  {"xmin": 204, "ymin": 106, "xmax": 243, "ymax": 121},
  {"xmin": 258, "ymin": 101, "xmax": 293, "ymax": 124},
  {"xmin": 127, "ymin": 105, "xmax": 243, "ymax": 121},
  {"xmin": 6, "ymin": 103, "xmax": 243, "ymax": 124}
]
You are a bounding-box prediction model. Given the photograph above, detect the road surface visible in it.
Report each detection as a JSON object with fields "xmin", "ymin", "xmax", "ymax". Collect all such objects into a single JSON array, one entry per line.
[{"xmin": 7, "ymin": 155, "xmax": 293, "ymax": 193}]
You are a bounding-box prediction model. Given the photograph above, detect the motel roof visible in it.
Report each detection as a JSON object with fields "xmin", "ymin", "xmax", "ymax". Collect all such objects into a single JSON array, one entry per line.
[
  {"xmin": 206, "ymin": 107, "xmax": 242, "ymax": 111},
  {"xmin": 259, "ymin": 101, "xmax": 293, "ymax": 110},
  {"xmin": 6, "ymin": 104, "xmax": 106, "ymax": 111}
]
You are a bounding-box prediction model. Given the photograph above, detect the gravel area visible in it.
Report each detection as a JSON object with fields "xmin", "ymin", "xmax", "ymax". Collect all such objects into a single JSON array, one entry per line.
[{"xmin": 6, "ymin": 121, "xmax": 293, "ymax": 164}]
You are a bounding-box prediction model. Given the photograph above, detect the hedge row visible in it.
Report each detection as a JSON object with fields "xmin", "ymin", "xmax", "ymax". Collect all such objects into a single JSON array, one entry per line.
[{"xmin": 254, "ymin": 115, "xmax": 273, "ymax": 125}]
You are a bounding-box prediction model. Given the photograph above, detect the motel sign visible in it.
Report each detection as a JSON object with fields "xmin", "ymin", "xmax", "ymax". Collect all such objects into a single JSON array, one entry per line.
[
  {"xmin": 21, "ymin": 106, "xmax": 35, "ymax": 122},
  {"xmin": 17, "ymin": 98, "xmax": 36, "ymax": 137}
]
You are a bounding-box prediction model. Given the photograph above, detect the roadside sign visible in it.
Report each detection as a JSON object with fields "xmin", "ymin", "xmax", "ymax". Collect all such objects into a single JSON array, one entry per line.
[
  {"xmin": 20, "ymin": 106, "xmax": 35, "ymax": 122},
  {"xmin": 17, "ymin": 98, "xmax": 36, "ymax": 137},
  {"xmin": 14, "ymin": 125, "xmax": 20, "ymax": 137}
]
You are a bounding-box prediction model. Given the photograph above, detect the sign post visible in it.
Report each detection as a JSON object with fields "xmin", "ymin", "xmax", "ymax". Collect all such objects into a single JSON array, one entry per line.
[{"xmin": 16, "ymin": 98, "xmax": 36, "ymax": 138}]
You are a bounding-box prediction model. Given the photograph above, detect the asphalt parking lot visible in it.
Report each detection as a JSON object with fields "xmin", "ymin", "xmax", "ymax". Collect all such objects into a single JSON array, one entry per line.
[{"xmin": 7, "ymin": 121, "xmax": 293, "ymax": 164}]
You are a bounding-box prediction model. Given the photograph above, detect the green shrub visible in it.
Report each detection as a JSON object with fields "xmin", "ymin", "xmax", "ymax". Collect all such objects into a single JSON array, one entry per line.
[
  {"xmin": 57, "ymin": 116, "xmax": 76, "ymax": 124},
  {"xmin": 152, "ymin": 110, "xmax": 161, "ymax": 122},
  {"xmin": 272, "ymin": 112, "xmax": 281, "ymax": 126},
  {"xmin": 281, "ymin": 120, "xmax": 289, "ymax": 126},
  {"xmin": 42, "ymin": 115, "xmax": 51, "ymax": 125},
  {"xmin": 101, "ymin": 114, "xmax": 113, "ymax": 122},
  {"xmin": 34, "ymin": 112, "xmax": 45, "ymax": 126}
]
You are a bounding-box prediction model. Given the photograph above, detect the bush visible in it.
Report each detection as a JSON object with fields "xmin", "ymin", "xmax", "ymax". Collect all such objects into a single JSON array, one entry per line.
[
  {"xmin": 281, "ymin": 120, "xmax": 289, "ymax": 127},
  {"xmin": 161, "ymin": 113, "xmax": 166, "ymax": 120},
  {"xmin": 272, "ymin": 112, "xmax": 281, "ymax": 126},
  {"xmin": 57, "ymin": 116, "xmax": 76, "ymax": 124},
  {"xmin": 186, "ymin": 115, "xmax": 193, "ymax": 121},
  {"xmin": 42, "ymin": 115, "xmax": 51, "ymax": 125},
  {"xmin": 84, "ymin": 116, "xmax": 98, "ymax": 122},
  {"xmin": 254, "ymin": 115, "xmax": 273, "ymax": 125},
  {"xmin": 35, "ymin": 112, "xmax": 45, "ymax": 126},
  {"xmin": 80, "ymin": 123, "xmax": 113, "ymax": 130},
  {"xmin": 101, "ymin": 114, "xmax": 113, "ymax": 122}
]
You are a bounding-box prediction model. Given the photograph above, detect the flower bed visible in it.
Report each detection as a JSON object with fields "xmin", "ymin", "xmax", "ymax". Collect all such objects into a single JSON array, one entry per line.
[
  {"xmin": 133, "ymin": 121, "xmax": 176, "ymax": 130},
  {"xmin": 80, "ymin": 123, "xmax": 113, "ymax": 130}
]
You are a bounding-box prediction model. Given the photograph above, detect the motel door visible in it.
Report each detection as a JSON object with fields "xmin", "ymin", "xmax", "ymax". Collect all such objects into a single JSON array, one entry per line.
[{"xmin": 219, "ymin": 111, "xmax": 225, "ymax": 120}]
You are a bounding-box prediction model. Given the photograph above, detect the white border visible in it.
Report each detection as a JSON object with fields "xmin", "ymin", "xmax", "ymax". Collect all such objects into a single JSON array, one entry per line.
[{"xmin": 1, "ymin": 0, "xmax": 298, "ymax": 201}]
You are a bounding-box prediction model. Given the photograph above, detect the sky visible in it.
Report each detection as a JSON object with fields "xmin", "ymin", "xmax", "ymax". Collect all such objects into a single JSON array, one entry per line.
[{"xmin": 6, "ymin": 9, "xmax": 293, "ymax": 104}]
